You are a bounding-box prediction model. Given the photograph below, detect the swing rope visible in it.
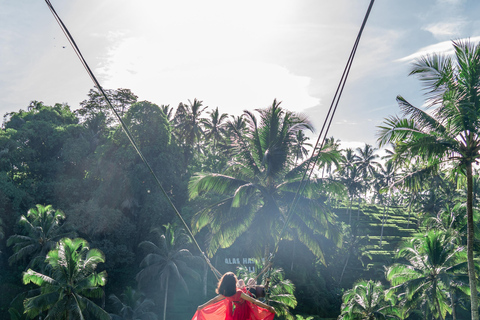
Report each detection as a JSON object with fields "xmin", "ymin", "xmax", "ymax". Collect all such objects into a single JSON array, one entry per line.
[
  {"xmin": 256, "ymin": 0, "xmax": 376, "ymax": 284},
  {"xmin": 44, "ymin": 0, "xmax": 222, "ymax": 280}
]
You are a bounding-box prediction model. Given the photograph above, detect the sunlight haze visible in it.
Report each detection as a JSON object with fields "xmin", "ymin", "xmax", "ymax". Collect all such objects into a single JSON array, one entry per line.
[{"xmin": 2, "ymin": 0, "xmax": 480, "ymax": 147}]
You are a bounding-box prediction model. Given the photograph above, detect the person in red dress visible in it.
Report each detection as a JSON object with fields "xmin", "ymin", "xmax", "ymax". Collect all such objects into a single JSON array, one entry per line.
[{"xmin": 192, "ymin": 272, "xmax": 275, "ymax": 320}]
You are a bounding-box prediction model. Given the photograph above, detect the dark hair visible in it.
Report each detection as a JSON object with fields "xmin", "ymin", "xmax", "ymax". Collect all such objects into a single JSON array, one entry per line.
[{"xmin": 216, "ymin": 272, "xmax": 237, "ymax": 297}]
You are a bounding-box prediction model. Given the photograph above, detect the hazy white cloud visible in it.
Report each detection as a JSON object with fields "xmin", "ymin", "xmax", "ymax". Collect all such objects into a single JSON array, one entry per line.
[
  {"xmin": 338, "ymin": 140, "xmax": 365, "ymax": 151},
  {"xmin": 397, "ymin": 36, "xmax": 480, "ymax": 63},
  {"xmin": 348, "ymin": 28, "xmax": 402, "ymax": 81},
  {"xmin": 99, "ymin": 40, "xmax": 320, "ymax": 115},
  {"xmin": 422, "ymin": 21, "xmax": 466, "ymax": 39},
  {"xmin": 335, "ymin": 119, "xmax": 357, "ymax": 126},
  {"xmin": 437, "ymin": 0, "xmax": 464, "ymax": 4},
  {"xmin": 90, "ymin": 0, "xmax": 320, "ymax": 114}
]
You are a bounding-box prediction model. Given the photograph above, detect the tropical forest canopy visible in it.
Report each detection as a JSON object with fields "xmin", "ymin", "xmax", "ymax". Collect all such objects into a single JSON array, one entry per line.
[{"xmin": 0, "ymin": 40, "xmax": 480, "ymax": 320}]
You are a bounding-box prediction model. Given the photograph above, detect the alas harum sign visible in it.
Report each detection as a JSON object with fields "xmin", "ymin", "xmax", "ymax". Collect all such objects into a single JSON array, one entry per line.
[{"xmin": 224, "ymin": 258, "xmax": 265, "ymax": 272}]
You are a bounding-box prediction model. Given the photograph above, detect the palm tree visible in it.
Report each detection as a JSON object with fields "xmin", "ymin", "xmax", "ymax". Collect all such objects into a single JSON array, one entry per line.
[
  {"xmin": 356, "ymin": 144, "xmax": 380, "ymax": 181},
  {"xmin": 222, "ymin": 114, "xmax": 248, "ymax": 158},
  {"xmin": 339, "ymin": 279, "xmax": 400, "ymax": 320},
  {"xmin": 423, "ymin": 202, "xmax": 466, "ymax": 237},
  {"xmin": 378, "ymin": 40, "xmax": 480, "ymax": 320},
  {"xmin": 372, "ymin": 161, "xmax": 399, "ymax": 247},
  {"xmin": 189, "ymin": 100, "xmax": 343, "ymax": 262},
  {"xmin": 355, "ymin": 144, "xmax": 380, "ymax": 214},
  {"xmin": 7, "ymin": 204, "xmax": 72, "ymax": 270},
  {"xmin": 386, "ymin": 230, "xmax": 469, "ymax": 320},
  {"xmin": 337, "ymin": 148, "xmax": 363, "ymax": 225},
  {"xmin": 394, "ymin": 162, "xmax": 423, "ymax": 230},
  {"xmin": 22, "ymin": 237, "xmax": 109, "ymax": 320},
  {"xmin": 291, "ymin": 130, "xmax": 312, "ymax": 165},
  {"xmin": 202, "ymin": 106, "xmax": 229, "ymax": 151},
  {"xmin": 226, "ymin": 114, "xmax": 248, "ymax": 136},
  {"xmin": 136, "ymin": 223, "xmax": 201, "ymax": 320},
  {"xmin": 174, "ymin": 99, "xmax": 207, "ymax": 168},
  {"xmin": 109, "ymin": 287, "xmax": 158, "ymax": 320},
  {"xmin": 321, "ymin": 136, "xmax": 341, "ymax": 178},
  {"xmin": 160, "ymin": 104, "xmax": 174, "ymax": 122}
]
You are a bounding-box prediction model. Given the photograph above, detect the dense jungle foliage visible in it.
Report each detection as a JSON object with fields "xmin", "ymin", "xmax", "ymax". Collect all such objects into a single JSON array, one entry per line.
[{"xmin": 1, "ymin": 41, "xmax": 480, "ymax": 320}]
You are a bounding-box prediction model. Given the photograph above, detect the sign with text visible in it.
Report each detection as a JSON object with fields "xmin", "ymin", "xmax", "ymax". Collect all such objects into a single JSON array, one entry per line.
[{"xmin": 224, "ymin": 257, "xmax": 265, "ymax": 272}]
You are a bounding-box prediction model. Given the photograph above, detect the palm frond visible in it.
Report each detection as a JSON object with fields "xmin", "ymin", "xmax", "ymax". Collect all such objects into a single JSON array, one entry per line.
[{"xmin": 189, "ymin": 173, "xmax": 247, "ymax": 199}]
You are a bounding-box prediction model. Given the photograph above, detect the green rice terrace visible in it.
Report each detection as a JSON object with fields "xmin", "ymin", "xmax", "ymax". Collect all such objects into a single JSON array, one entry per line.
[{"xmin": 334, "ymin": 204, "xmax": 419, "ymax": 274}]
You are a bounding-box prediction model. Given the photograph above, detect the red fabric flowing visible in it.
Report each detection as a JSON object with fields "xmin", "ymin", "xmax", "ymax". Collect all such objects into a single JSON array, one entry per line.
[{"xmin": 192, "ymin": 290, "xmax": 275, "ymax": 320}]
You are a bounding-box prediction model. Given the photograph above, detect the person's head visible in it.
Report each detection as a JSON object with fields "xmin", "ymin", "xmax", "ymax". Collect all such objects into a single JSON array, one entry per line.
[
  {"xmin": 216, "ymin": 272, "xmax": 237, "ymax": 297},
  {"xmin": 237, "ymin": 279, "xmax": 245, "ymax": 289}
]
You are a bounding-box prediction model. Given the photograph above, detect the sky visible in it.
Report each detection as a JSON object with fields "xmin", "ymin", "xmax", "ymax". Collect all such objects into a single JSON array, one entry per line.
[{"xmin": 2, "ymin": 0, "xmax": 480, "ymax": 149}]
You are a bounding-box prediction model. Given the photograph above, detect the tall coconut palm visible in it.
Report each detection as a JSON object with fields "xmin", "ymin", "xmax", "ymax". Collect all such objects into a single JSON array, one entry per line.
[
  {"xmin": 291, "ymin": 130, "xmax": 312, "ymax": 165},
  {"xmin": 378, "ymin": 40, "xmax": 480, "ymax": 320},
  {"xmin": 372, "ymin": 161, "xmax": 399, "ymax": 247},
  {"xmin": 226, "ymin": 114, "xmax": 248, "ymax": 136},
  {"xmin": 321, "ymin": 137, "xmax": 341, "ymax": 178},
  {"xmin": 355, "ymin": 144, "xmax": 380, "ymax": 212},
  {"xmin": 160, "ymin": 104, "xmax": 174, "ymax": 122},
  {"xmin": 356, "ymin": 144, "xmax": 380, "ymax": 181},
  {"xmin": 7, "ymin": 204, "xmax": 72, "ymax": 270},
  {"xmin": 136, "ymin": 224, "xmax": 201, "ymax": 320},
  {"xmin": 339, "ymin": 279, "xmax": 400, "ymax": 320},
  {"xmin": 202, "ymin": 106, "xmax": 229, "ymax": 151},
  {"xmin": 174, "ymin": 99, "xmax": 207, "ymax": 168},
  {"xmin": 222, "ymin": 114, "xmax": 248, "ymax": 158},
  {"xmin": 423, "ymin": 202, "xmax": 467, "ymax": 239},
  {"xmin": 386, "ymin": 230, "xmax": 469, "ymax": 320},
  {"xmin": 337, "ymin": 149, "xmax": 363, "ymax": 225},
  {"xmin": 22, "ymin": 237, "xmax": 109, "ymax": 320},
  {"xmin": 189, "ymin": 100, "xmax": 343, "ymax": 262}
]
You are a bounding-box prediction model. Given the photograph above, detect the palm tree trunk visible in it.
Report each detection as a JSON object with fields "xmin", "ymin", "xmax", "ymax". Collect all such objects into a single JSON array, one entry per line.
[
  {"xmin": 451, "ymin": 289, "xmax": 457, "ymax": 320},
  {"xmin": 435, "ymin": 293, "xmax": 444, "ymax": 320},
  {"xmin": 348, "ymin": 197, "xmax": 352, "ymax": 225},
  {"xmin": 357, "ymin": 197, "xmax": 361, "ymax": 221},
  {"xmin": 406, "ymin": 206, "xmax": 411, "ymax": 229},
  {"xmin": 466, "ymin": 163, "xmax": 479, "ymax": 320},
  {"xmin": 338, "ymin": 252, "xmax": 350, "ymax": 286},
  {"xmin": 203, "ymin": 262, "xmax": 208, "ymax": 296},
  {"xmin": 163, "ymin": 275, "xmax": 169, "ymax": 320},
  {"xmin": 290, "ymin": 239, "xmax": 296, "ymax": 271},
  {"xmin": 380, "ymin": 204, "xmax": 386, "ymax": 247}
]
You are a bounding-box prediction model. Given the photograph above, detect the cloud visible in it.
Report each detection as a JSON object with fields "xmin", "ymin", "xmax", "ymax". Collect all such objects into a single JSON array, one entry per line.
[
  {"xmin": 335, "ymin": 119, "xmax": 357, "ymax": 126},
  {"xmin": 396, "ymin": 36, "xmax": 480, "ymax": 63},
  {"xmin": 348, "ymin": 28, "xmax": 402, "ymax": 80},
  {"xmin": 338, "ymin": 140, "xmax": 365, "ymax": 151},
  {"xmin": 422, "ymin": 21, "xmax": 466, "ymax": 39},
  {"xmin": 98, "ymin": 35, "xmax": 319, "ymax": 115},
  {"xmin": 437, "ymin": 0, "xmax": 464, "ymax": 4}
]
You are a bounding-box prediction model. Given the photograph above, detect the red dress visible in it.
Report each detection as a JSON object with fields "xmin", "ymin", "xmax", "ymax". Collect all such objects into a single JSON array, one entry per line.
[{"xmin": 192, "ymin": 289, "xmax": 275, "ymax": 320}]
